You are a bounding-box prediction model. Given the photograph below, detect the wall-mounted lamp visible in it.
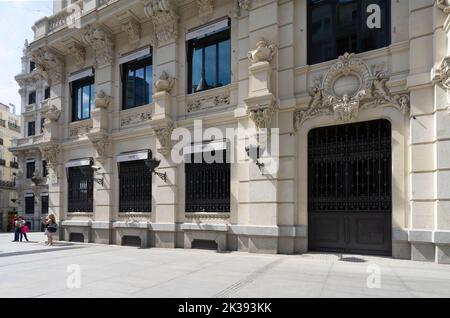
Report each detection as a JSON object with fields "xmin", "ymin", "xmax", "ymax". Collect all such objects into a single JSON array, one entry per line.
[
  {"xmin": 245, "ymin": 145, "xmax": 265, "ymax": 174},
  {"xmin": 144, "ymin": 157, "xmax": 168, "ymax": 183},
  {"xmin": 80, "ymin": 164, "xmax": 104, "ymax": 186}
]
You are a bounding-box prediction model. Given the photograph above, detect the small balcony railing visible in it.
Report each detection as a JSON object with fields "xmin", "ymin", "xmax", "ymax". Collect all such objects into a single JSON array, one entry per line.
[
  {"xmin": 0, "ymin": 159, "xmax": 6, "ymax": 166},
  {"xmin": 0, "ymin": 179, "xmax": 15, "ymax": 189},
  {"xmin": 10, "ymin": 161, "xmax": 19, "ymax": 169}
]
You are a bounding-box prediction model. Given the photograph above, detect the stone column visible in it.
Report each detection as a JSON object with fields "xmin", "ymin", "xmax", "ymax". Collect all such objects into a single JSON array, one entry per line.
[
  {"xmin": 237, "ymin": 0, "xmax": 281, "ymax": 254},
  {"xmin": 143, "ymin": 0, "xmax": 179, "ymax": 247},
  {"xmin": 83, "ymin": 23, "xmax": 115, "ymax": 244},
  {"xmin": 432, "ymin": 3, "xmax": 450, "ymax": 263}
]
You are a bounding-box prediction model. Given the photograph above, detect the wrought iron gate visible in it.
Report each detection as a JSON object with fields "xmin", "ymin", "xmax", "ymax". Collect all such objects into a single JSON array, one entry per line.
[{"xmin": 308, "ymin": 119, "xmax": 392, "ymax": 255}]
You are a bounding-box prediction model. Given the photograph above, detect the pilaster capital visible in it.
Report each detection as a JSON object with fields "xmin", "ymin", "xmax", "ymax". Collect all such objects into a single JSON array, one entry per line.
[
  {"xmin": 82, "ymin": 24, "xmax": 114, "ymax": 67},
  {"xmin": 152, "ymin": 120, "xmax": 175, "ymax": 155},
  {"xmin": 30, "ymin": 47, "xmax": 65, "ymax": 85},
  {"xmin": 142, "ymin": 0, "xmax": 179, "ymax": 45},
  {"xmin": 121, "ymin": 17, "xmax": 141, "ymax": 48}
]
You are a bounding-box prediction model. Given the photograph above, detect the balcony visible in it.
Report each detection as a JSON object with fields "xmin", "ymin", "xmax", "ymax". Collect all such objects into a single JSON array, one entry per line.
[
  {"xmin": 0, "ymin": 159, "xmax": 5, "ymax": 166},
  {"xmin": 11, "ymin": 134, "xmax": 45, "ymax": 149},
  {"xmin": 0, "ymin": 119, "xmax": 5, "ymax": 127},
  {"xmin": 33, "ymin": 0, "xmax": 118, "ymax": 39},
  {"xmin": 8, "ymin": 122, "xmax": 20, "ymax": 132},
  {"xmin": 0, "ymin": 179, "xmax": 15, "ymax": 189},
  {"xmin": 10, "ymin": 161, "xmax": 19, "ymax": 169}
]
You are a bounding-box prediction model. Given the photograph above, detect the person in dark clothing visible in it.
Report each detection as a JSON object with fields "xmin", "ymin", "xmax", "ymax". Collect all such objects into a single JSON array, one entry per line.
[{"xmin": 12, "ymin": 215, "xmax": 20, "ymax": 242}]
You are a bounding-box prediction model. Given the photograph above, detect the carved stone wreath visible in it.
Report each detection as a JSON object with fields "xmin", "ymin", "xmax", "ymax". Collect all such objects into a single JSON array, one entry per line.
[{"xmin": 294, "ymin": 53, "xmax": 410, "ymax": 130}]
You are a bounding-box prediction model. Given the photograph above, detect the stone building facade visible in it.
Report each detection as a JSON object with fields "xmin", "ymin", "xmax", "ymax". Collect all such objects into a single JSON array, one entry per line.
[
  {"xmin": 0, "ymin": 103, "xmax": 21, "ymax": 232},
  {"xmin": 10, "ymin": 0, "xmax": 450, "ymax": 263}
]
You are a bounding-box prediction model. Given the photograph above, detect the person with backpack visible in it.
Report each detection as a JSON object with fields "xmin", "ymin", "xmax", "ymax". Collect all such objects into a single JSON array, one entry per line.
[{"xmin": 42, "ymin": 214, "xmax": 57, "ymax": 246}]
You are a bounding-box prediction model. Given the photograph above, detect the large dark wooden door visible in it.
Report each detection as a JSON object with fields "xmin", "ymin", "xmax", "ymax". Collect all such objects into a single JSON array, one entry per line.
[{"xmin": 308, "ymin": 119, "xmax": 392, "ymax": 256}]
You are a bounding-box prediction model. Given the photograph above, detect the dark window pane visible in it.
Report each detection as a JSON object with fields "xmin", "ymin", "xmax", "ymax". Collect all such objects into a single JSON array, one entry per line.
[
  {"xmin": 28, "ymin": 121, "xmax": 36, "ymax": 137},
  {"xmin": 28, "ymin": 91, "xmax": 36, "ymax": 105},
  {"xmin": 41, "ymin": 196, "xmax": 49, "ymax": 214},
  {"xmin": 205, "ymin": 44, "xmax": 217, "ymax": 88},
  {"xmin": 219, "ymin": 39, "xmax": 231, "ymax": 86},
  {"xmin": 146, "ymin": 65, "xmax": 153, "ymax": 104},
  {"xmin": 72, "ymin": 76, "xmax": 94, "ymax": 122},
  {"xmin": 44, "ymin": 87, "xmax": 50, "ymax": 100},
  {"xmin": 26, "ymin": 162, "xmax": 35, "ymax": 179},
  {"xmin": 135, "ymin": 67, "xmax": 146, "ymax": 106},
  {"xmin": 25, "ymin": 196, "xmax": 35, "ymax": 214},
  {"xmin": 122, "ymin": 55, "xmax": 153, "ymax": 110},
  {"xmin": 308, "ymin": 0, "xmax": 390, "ymax": 65},
  {"xmin": 192, "ymin": 48, "xmax": 203, "ymax": 93}
]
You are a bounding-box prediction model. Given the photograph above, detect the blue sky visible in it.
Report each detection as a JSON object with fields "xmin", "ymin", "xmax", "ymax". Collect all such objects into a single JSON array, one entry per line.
[{"xmin": 0, "ymin": 0, "xmax": 53, "ymax": 114}]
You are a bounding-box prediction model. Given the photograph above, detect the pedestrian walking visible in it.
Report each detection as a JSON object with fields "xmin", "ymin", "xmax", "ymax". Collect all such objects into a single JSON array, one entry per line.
[{"xmin": 20, "ymin": 219, "xmax": 30, "ymax": 242}]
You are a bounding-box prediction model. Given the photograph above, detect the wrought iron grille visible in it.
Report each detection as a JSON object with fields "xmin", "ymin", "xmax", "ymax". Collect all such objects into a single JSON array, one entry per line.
[
  {"xmin": 25, "ymin": 195, "xmax": 35, "ymax": 215},
  {"xmin": 119, "ymin": 160, "xmax": 152, "ymax": 212},
  {"xmin": 68, "ymin": 167, "xmax": 94, "ymax": 212},
  {"xmin": 308, "ymin": 119, "xmax": 391, "ymax": 213},
  {"xmin": 185, "ymin": 150, "xmax": 230, "ymax": 212}
]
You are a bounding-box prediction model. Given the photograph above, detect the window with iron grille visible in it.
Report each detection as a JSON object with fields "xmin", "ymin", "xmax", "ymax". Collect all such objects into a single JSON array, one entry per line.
[
  {"xmin": 28, "ymin": 91, "xmax": 36, "ymax": 105},
  {"xmin": 25, "ymin": 195, "xmax": 35, "ymax": 214},
  {"xmin": 122, "ymin": 55, "xmax": 153, "ymax": 110},
  {"xmin": 187, "ymin": 20, "xmax": 231, "ymax": 94},
  {"xmin": 185, "ymin": 150, "xmax": 230, "ymax": 212},
  {"xmin": 119, "ymin": 160, "xmax": 152, "ymax": 212},
  {"xmin": 41, "ymin": 195, "xmax": 49, "ymax": 215},
  {"xmin": 72, "ymin": 76, "xmax": 95, "ymax": 122},
  {"xmin": 68, "ymin": 166, "xmax": 94, "ymax": 212},
  {"xmin": 28, "ymin": 121, "xmax": 36, "ymax": 137},
  {"xmin": 26, "ymin": 161, "xmax": 35, "ymax": 179},
  {"xmin": 307, "ymin": 0, "xmax": 390, "ymax": 65}
]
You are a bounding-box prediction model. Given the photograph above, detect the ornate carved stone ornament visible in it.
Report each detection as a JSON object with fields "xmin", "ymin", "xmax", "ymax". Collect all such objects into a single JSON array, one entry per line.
[
  {"xmin": 70, "ymin": 121, "xmax": 93, "ymax": 137},
  {"xmin": 82, "ymin": 24, "xmax": 114, "ymax": 67},
  {"xmin": 66, "ymin": 42, "xmax": 86, "ymax": 68},
  {"xmin": 15, "ymin": 71, "xmax": 45, "ymax": 88},
  {"xmin": 39, "ymin": 143, "xmax": 60, "ymax": 171},
  {"xmin": 294, "ymin": 53, "xmax": 410, "ymax": 130},
  {"xmin": 88, "ymin": 134, "xmax": 109, "ymax": 160},
  {"xmin": 154, "ymin": 71, "xmax": 175, "ymax": 93},
  {"xmin": 142, "ymin": 0, "xmax": 178, "ymax": 45},
  {"xmin": 436, "ymin": 56, "xmax": 450, "ymax": 90},
  {"xmin": 122, "ymin": 17, "xmax": 141, "ymax": 48},
  {"xmin": 95, "ymin": 90, "xmax": 112, "ymax": 109},
  {"xmin": 437, "ymin": 0, "xmax": 450, "ymax": 14},
  {"xmin": 186, "ymin": 92, "xmax": 230, "ymax": 113},
  {"xmin": 30, "ymin": 47, "xmax": 64, "ymax": 85},
  {"xmin": 197, "ymin": 0, "xmax": 213, "ymax": 23},
  {"xmin": 248, "ymin": 102, "xmax": 276, "ymax": 129},
  {"xmin": 121, "ymin": 111, "xmax": 153, "ymax": 127},
  {"xmin": 153, "ymin": 121, "xmax": 175, "ymax": 155},
  {"xmin": 247, "ymin": 39, "xmax": 277, "ymax": 64}
]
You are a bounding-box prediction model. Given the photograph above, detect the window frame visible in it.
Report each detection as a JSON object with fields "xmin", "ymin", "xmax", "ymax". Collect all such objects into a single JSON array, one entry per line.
[
  {"xmin": 67, "ymin": 166, "xmax": 94, "ymax": 213},
  {"xmin": 307, "ymin": 0, "xmax": 391, "ymax": 65},
  {"xmin": 185, "ymin": 149, "xmax": 231, "ymax": 213},
  {"xmin": 26, "ymin": 161, "xmax": 35, "ymax": 179},
  {"xmin": 28, "ymin": 121, "xmax": 36, "ymax": 137},
  {"xmin": 121, "ymin": 55, "xmax": 153, "ymax": 111},
  {"xmin": 28, "ymin": 91, "xmax": 36, "ymax": 105},
  {"xmin": 187, "ymin": 21, "xmax": 231, "ymax": 94},
  {"xmin": 118, "ymin": 160, "xmax": 152, "ymax": 213},
  {"xmin": 71, "ymin": 76, "xmax": 95, "ymax": 122},
  {"xmin": 25, "ymin": 195, "xmax": 35, "ymax": 215},
  {"xmin": 41, "ymin": 195, "xmax": 49, "ymax": 215},
  {"xmin": 44, "ymin": 87, "xmax": 51, "ymax": 100}
]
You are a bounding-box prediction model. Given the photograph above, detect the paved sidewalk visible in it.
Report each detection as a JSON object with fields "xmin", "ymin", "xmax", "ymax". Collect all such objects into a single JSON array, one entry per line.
[{"xmin": 1, "ymin": 232, "xmax": 450, "ymax": 298}]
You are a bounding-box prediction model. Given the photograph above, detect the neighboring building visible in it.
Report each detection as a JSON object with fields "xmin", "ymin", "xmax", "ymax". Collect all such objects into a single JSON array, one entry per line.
[
  {"xmin": 9, "ymin": 0, "xmax": 450, "ymax": 263},
  {"xmin": 0, "ymin": 103, "xmax": 21, "ymax": 232}
]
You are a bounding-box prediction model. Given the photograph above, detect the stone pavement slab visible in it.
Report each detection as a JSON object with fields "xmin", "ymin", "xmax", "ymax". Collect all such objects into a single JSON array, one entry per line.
[{"xmin": 1, "ymin": 233, "xmax": 450, "ymax": 298}]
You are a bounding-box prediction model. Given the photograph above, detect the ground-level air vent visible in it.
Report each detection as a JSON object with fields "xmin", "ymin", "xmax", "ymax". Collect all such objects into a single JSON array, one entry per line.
[
  {"xmin": 192, "ymin": 239, "xmax": 218, "ymax": 250},
  {"xmin": 69, "ymin": 233, "xmax": 84, "ymax": 243},
  {"xmin": 122, "ymin": 236, "xmax": 141, "ymax": 247}
]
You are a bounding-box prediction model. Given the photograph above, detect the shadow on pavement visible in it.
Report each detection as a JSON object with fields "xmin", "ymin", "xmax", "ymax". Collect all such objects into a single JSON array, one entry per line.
[{"xmin": 0, "ymin": 245, "xmax": 88, "ymax": 258}]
